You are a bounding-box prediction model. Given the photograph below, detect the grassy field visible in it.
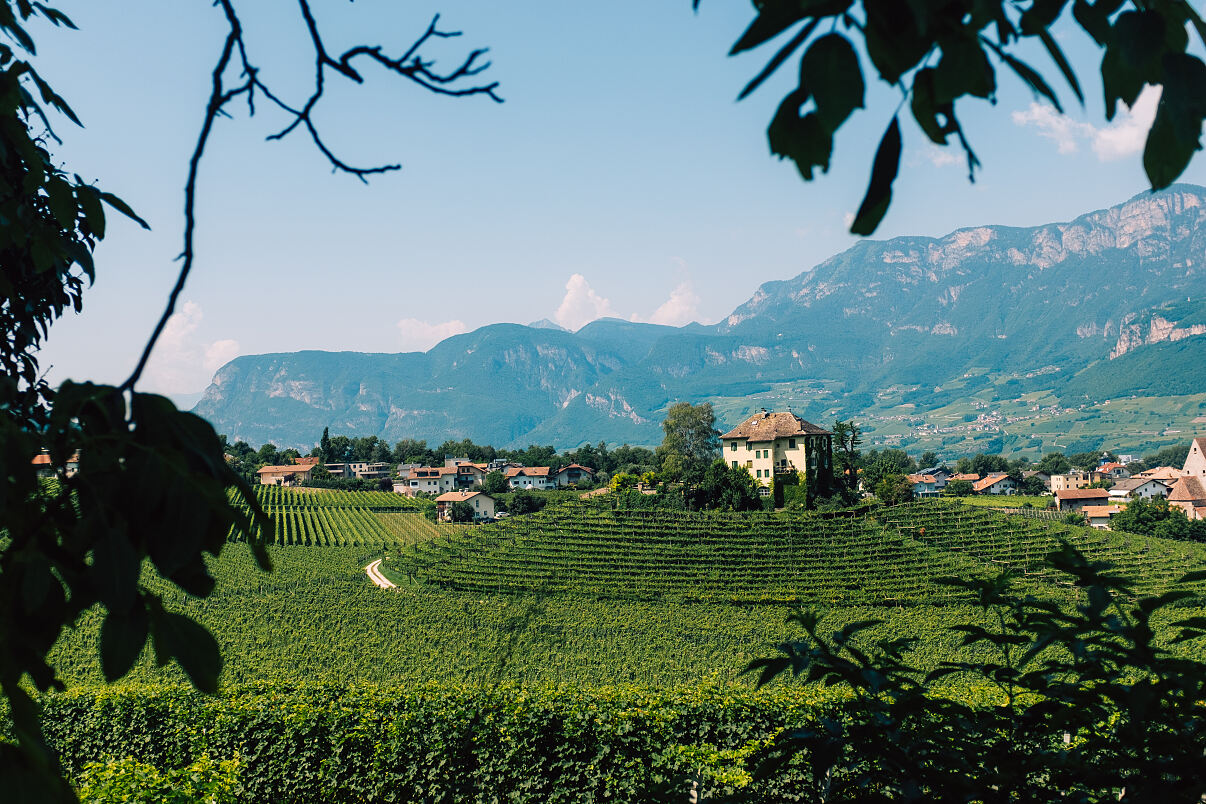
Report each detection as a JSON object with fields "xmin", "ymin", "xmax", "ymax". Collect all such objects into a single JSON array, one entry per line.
[
  {"xmin": 953, "ymin": 495, "xmax": 1053, "ymax": 508},
  {"xmin": 49, "ymin": 500, "xmax": 1206, "ymax": 695}
]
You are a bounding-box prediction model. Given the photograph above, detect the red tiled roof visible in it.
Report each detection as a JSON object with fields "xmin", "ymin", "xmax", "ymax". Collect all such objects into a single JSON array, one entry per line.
[
  {"xmin": 293, "ymin": 456, "xmax": 320, "ymax": 466},
  {"xmin": 558, "ymin": 463, "xmax": 594, "ymax": 474},
  {"xmin": 1055, "ymin": 488, "xmax": 1111, "ymax": 500},
  {"xmin": 257, "ymin": 464, "xmax": 313, "ymax": 474},
  {"xmin": 972, "ymin": 474, "xmax": 1012, "ymax": 492},
  {"xmin": 907, "ymin": 474, "xmax": 936, "ymax": 484},
  {"xmin": 505, "ymin": 467, "xmax": 551, "ymax": 478},
  {"xmin": 1169, "ymin": 476, "xmax": 1206, "ymax": 503},
  {"xmin": 1083, "ymin": 505, "xmax": 1122, "ymax": 518},
  {"xmin": 435, "ymin": 490, "xmax": 489, "ymax": 503},
  {"xmin": 950, "ymin": 473, "xmax": 980, "ymax": 481},
  {"xmin": 31, "ymin": 454, "xmax": 51, "ymax": 465},
  {"xmin": 720, "ymin": 410, "xmax": 831, "ymax": 442}
]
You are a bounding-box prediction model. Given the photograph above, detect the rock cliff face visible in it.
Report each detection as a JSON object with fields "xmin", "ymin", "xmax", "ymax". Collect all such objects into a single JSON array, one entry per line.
[{"xmin": 195, "ymin": 187, "xmax": 1206, "ymax": 449}]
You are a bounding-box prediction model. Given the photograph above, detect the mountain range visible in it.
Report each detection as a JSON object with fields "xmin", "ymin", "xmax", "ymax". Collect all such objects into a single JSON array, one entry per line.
[{"xmin": 194, "ymin": 186, "xmax": 1206, "ymax": 453}]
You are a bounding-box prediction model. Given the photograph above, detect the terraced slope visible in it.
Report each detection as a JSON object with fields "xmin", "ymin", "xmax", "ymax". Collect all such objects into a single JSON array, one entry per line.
[
  {"xmin": 386, "ymin": 502, "xmax": 1206, "ymax": 605},
  {"xmin": 227, "ymin": 486, "xmax": 458, "ymax": 548}
]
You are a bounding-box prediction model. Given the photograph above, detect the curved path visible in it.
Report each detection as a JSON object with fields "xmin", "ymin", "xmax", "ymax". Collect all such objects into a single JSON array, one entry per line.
[{"xmin": 365, "ymin": 559, "xmax": 397, "ymax": 590}]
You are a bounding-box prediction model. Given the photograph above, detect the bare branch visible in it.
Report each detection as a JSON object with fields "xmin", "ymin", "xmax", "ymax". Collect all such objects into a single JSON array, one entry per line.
[{"xmin": 122, "ymin": 0, "xmax": 501, "ymax": 391}]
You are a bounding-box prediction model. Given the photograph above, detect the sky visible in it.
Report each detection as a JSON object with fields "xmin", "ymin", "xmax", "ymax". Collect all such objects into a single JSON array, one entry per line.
[{"xmin": 30, "ymin": 1, "xmax": 1206, "ymax": 401}]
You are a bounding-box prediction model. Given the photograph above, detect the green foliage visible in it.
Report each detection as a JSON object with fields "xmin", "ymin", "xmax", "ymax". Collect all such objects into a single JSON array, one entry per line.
[
  {"xmin": 482, "ymin": 470, "xmax": 508, "ymax": 494},
  {"xmin": 33, "ymin": 683, "xmax": 834, "ymax": 803},
  {"xmin": 449, "ymin": 500, "xmax": 475, "ymax": 523},
  {"xmin": 1035, "ymin": 451, "xmax": 1072, "ymax": 475},
  {"xmin": 942, "ymin": 478, "xmax": 975, "ymax": 497},
  {"xmin": 610, "ymin": 472, "xmax": 639, "ymax": 491},
  {"xmin": 505, "ymin": 488, "xmax": 546, "ymax": 515},
  {"xmin": 747, "ymin": 548, "xmax": 1206, "ymax": 799},
  {"xmin": 656, "ymin": 402, "xmax": 720, "ymax": 484},
  {"xmin": 687, "ymin": 459, "xmax": 762, "ymax": 512},
  {"xmin": 1112, "ymin": 496, "xmax": 1206, "ymax": 542},
  {"xmin": 722, "ymin": 0, "xmax": 1206, "ymax": 233},
  {"xmin": 874, "ymin": 473, "xmax": 914, "ymax": 505},
  {"xmin": 75, "ymin": 755, "xmax": 239, "ymax": 804}
]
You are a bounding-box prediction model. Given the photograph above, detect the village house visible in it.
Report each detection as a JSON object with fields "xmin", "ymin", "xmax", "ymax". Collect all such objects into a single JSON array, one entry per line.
[
  {"xmin": 1107, "ymin": 477, "xmax": 1171, "ymax": 502},
  {"xmin": 1134, "ymin": 466, "xmax": 1185, "ymax": 483},
  {"xmin": 1055, "ymin": 488, "xmax": 1112, "ymax": 512},
  {"xmin": 555, "ymin": 464, "xmax": 595, "ymax": 488},
  {"xmin": 719, "ymin": 409, "xmax": 834, "ymax": 492},
  {"xmin": 257, "ymin": 463, "xmax": 316, "ymax": 486},
  {"xmin": 1185, "ymin": 437, "xmax": 1206, "ymax": 479},
  {"xmin": 972, "ymin": 473, "xmax": 1018, "ymax": 495},
  {"xmin": 1083, "ymin": 505, "xmax": 1124, "ymax": 529},
  {"xmin": 435, "ymin": 490, "xmax": 496, "ymax": 522},
  {"xmin": 1098, "ymin": 462, "xmax": 1131, "ymax": 480},
  {"xmin": 1050, "ymin": 472, "xmax": 1094, "ymax": 491},
  {"xmin": 505, "ymin": 466, "xmax": 554, "ymax": 490},
  {"xmin": 916, "ymin": 466, "xmax": 952, "ymax": 491},
  {"xmin": 400, "ymin": 466, "xmax": 459, "ymax": 496},
  {"xmin": 949, "ymin": 473, "xmax": 981, "ymax": 483},
  {"xmin": 906, "ymin": 474, "xmax": 941, "ymax": 498}
]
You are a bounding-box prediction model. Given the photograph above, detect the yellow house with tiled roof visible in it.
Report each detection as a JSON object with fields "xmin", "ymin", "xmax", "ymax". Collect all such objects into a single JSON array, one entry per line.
[{"xmin": 720, "ymin": 409, "xmax": 833, "ymax": 492}]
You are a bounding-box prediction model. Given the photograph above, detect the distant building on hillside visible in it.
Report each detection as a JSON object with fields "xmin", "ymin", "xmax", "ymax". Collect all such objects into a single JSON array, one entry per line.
[
  {"xmin": 505, "ymin": 467, "xmax": 554, "ymax": 490},
  {"xmin": 719, "ymin": 409, "xmax": 834, "ymax": 493},
  {"xmin": 555, "ymin": 464, "xmax": 595, "ymax": 487},
  {"xmin": 1055, "ymin": 488, "xmax": 1111, "ymax": 512},
  {"xmin": 1107, "ymin": 477, "xmax": 1171, "ymax": 502},
  {"xmin": 257, "ymin": 463, "xmax": 315, "ymax": 486},
  {"xmin": 435, "ymin": 490, "xmax": 496, "ymax": 522},
  {"xmin": 973, "ymin": 473, "xmax": 1018, "ymax": 495}
]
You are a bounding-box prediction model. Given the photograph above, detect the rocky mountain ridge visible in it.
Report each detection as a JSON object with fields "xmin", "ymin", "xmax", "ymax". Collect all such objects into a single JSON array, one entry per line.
[{"xmin": 194, "ymin": 187, "xmax": 1206, "ymax": 450}]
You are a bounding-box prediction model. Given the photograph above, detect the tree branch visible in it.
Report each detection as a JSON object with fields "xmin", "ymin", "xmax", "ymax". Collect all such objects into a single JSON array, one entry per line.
[{"xmin": 121, "ymin": 0, "xmax": 501, "ymax": 391}]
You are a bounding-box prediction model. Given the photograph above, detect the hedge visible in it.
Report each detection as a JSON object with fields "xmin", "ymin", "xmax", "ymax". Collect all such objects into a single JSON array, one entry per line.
[{"xmin": 32, "ymin": 683, "xmax": 844, "ymax": 803}]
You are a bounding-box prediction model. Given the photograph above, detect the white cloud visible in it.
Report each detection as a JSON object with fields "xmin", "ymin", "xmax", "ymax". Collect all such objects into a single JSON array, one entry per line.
[
  {"xmin": 204, "ymin": 339, "xmax": 241, "ymax": 373},
  {"xmin": 396, "ymin": 318, "xmax": 468, "ymax": 352},
  {"xmin": 1093, "ymin": 86, "xmax": 1160, "ymax": 160},
  {"xmin": 1011, "ymin": 86, "xmax": 1161, "ymax": 160},
  {"xmin": 925, "ymin": 146, "xmax": 961, "ymax": 167},
  {"xmin": 143, "ymin": 301, "xmax": 241, "ymax": 394},
  {"xmin": 554, "ymin": 273, "xmax": 618, "ymax": 331},
  {"xmin": 645, "ymin": 281, "xmax": 701, "ymax": 326}
]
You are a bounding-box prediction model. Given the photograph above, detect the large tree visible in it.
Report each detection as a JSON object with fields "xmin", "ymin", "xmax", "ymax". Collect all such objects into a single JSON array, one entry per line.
[{"xmin": 656, "ymin": 402, "xmax": 721, "ymax": 484}]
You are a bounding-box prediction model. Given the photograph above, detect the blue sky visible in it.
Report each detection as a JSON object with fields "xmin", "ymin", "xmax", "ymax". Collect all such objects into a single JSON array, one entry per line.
[{"xmin": 32, "ymin": 1, "xmax": 1206, "ymax": 399}]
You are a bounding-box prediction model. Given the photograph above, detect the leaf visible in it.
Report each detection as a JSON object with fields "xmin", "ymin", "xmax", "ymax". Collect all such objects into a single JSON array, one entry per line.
[
  {"xmin": 75, "ymin": 183, "xmax": 105, "ymax": 238},
  {"xmin": 910, "ymin": 68, "xmax": 956, "ymax": 144},
  {"xmin": 767, "ymin": 93, "xmax": 832, "ymax": 180},
  {"xmin": 997, "ymin": 50, "xmax": 1063, "ymax": 113},
  {"xmin": 934, "ymin": 31, "xmax": 995, "ymax": 102},
  {"xmin": 1072, "ymin": 0, "xmax": 1120, "ymax": 46},
  {"xmin": 149, "ymin": 605, "xmax": 222, "ymax": 694},
  {"xmin": 1143, "ymin": 53, "xmax": 1206, "ymax": 189},
  {"xmin": 90, "ymin": 525, "xmax": 140, "ymax": 612},
  {"xmin": 1101, "ymin": 11, "xmax": 1170, "ymax": 117},
  {"xmin": 100, "ymin": 605, "xmax": 148, "ymax": 682},
  {"xmin": 849, "ymin": 115, "xmax": 901, "ymax": 236},
  {"xmin": 97, "ymin": 191, "xmax": 149, "ymax": 230},
  {"xmin": 1019, "ymin": 0, "xmax": 1070, "ymax": 37},
  {"xmin": 801, "ymin": 33, "xmax": 865, "ymax": 132},
  {"xmin": 1037, "ymin": 28, "xmax": 1084, "ymax": 105},
  {"xmin": 737, "ymin": 19, "xmax": 819, "ymax": 101},
  {"xmin": 863, "ymin": 0, "xmax": 930, "ymax": 85}
]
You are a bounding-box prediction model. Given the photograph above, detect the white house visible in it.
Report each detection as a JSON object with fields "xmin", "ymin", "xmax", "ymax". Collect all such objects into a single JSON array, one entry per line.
[
  {"xmin": 719, "ymin": 409, "xmax": 834, "ymax": 490},
  {"xmin": 973, "ymin": 473, "xmax": 1018, "ymax": 495},
  {"xmin": 555, "ymin": 464, "xmax": 595, "ymax": 487},
  {"xmin": 1107, "ymin": 477, "xmax": 1171, "ymax": 502},
  {"xmin": 506, "ymin": 467, "xmax": 554, "ymax": 490},
  {"xmin": 906, "ymin": 474, "xmax": 941, "ymax": 498},
  {"xmin": 435, "ymin": 490, "xmax": 496, "ymax": 522}
]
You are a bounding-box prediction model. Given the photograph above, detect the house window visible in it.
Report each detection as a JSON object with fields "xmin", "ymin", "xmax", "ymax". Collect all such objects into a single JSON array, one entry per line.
[
  {"xmin": 789, "ymin": 438, "xmax": 796, "ymax": 449},
  {"xmin": 730, "ymin": 441, "xmax": 737, "ymax": 451},
  {"xmin": 746, "ymin": 443, "xmax": 752, "ymax": 451},
  {"xmin": 746, "ymin": 461, "xmax": 753, "ymax": 469},
  {"xmin": 756, "ymin": 469, "xmax": 762, "ymax": 478},
  {"xmin": 731, "ymin": 461, "xmax": 738, "ymax": 469}
]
